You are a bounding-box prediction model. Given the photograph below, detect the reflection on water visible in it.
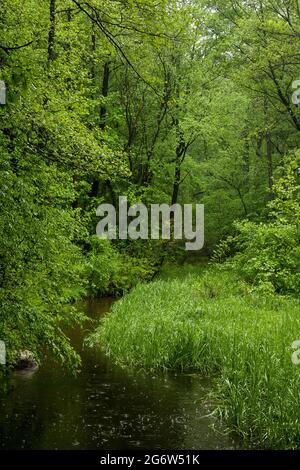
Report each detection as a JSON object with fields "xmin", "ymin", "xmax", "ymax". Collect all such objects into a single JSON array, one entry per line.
[{"xmin": 0, "ymin": 298, "xmax": 238, "ymax": 450}]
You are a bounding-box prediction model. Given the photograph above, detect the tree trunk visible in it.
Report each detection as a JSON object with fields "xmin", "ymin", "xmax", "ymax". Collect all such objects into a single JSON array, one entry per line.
[
  {"xmin": 171, "ymin": 134, "xmax": 186, "ymax": 206},
  {"xmin": 48, "ymin": 0, "xmax": 56, "ymax": 62},
  {"xmin": 100, "ymin": 61, "xmax": 110, "ymax": 130},
  {"xmin": 266, "ymin": 131, "xmax": 274, "ymax": 198}
]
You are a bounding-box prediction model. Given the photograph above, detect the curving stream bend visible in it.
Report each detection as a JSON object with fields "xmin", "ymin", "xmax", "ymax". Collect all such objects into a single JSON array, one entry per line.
[{"xmin": 0, "ymin": 298, "xmax": 239, "ymax": 450}]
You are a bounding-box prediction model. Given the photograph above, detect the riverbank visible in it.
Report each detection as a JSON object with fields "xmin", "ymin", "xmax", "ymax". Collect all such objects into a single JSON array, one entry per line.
[
  {"xmin": 90, "ymin": 265, "xmax": 300, "ymax": 449},
  {"xmin": 0, "ymin": 295, "xmax": 236, "ymax": 450}
]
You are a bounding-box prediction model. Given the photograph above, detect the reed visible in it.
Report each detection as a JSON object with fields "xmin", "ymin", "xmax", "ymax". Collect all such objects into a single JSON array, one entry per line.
[{"xmin": 90, "ymin": 267, "xmax": 300, "ymax": 448}]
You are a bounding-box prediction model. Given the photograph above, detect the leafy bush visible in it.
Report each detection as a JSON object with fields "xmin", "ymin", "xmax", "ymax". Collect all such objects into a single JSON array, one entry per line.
[
  {"xmin": 214, "ymin": 153, "xmax": 300, "ymax": 295},
  {"xmin": 231, "ymin": 221, "xmax": 299, "ymax": 294},
  {"xmin": 0, "ymin": 151, "xmax": 86, "ymax": 371},
  {"xmin": 86, "ymin": 237, "xmax": 155, "ymax": 296}
]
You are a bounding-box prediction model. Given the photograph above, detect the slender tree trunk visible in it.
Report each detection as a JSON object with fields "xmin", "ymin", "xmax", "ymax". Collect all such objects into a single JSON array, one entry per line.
[
  {"xmin": 171, "ymin": 126, "xmax": 186, "ymax": 206},
  {"xmin": 237, "ymin": 188, "xmax": 248, "ymax": 216},
  {"xmin": 48, "ymin": 0, "xmax": 56, "ymax": 62},
  {"xmin": 171, "ymin": 166, "xmax": 181, "ymax": 206},
  {"xmin": 100, "ymin": 62, "xmax": 115, "ymax": 203},
  {"xmin": 100, "ymin": 61, "xmax": 110, "ymax": 130},
  {"xmin": 91, "ymin": 20, "xmax": 96, "ymax": 81},
  {"xmin": 90, "ymin": 59, "xmax": 115, "ymax": 203},
  {"xmin": 266, "ymin": 131, "xmax": 274, "ymax": 198}
]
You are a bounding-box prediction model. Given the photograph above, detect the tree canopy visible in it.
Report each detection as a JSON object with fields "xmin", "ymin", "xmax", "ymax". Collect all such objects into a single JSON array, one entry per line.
[{"xmin": 0, "ymin": 0, "xmax": 299, "ymax": 370}]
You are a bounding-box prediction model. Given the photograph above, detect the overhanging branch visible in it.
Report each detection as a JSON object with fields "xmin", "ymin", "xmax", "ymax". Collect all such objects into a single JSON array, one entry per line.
[{"xmin": 0, "ymin": 40, "xmax": 34, "ymax": 54}]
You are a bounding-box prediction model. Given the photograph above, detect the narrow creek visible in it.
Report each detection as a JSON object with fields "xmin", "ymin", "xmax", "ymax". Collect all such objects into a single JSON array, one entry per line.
[{"xmin": 0, "ymin": 298, "xmax": 239, "ymax": 450}]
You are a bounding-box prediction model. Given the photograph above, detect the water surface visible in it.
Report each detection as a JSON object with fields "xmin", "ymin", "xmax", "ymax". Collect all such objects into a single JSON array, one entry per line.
[{"xmin": 0, "ymin": 298, "xmax": 238, "ymax": 450}]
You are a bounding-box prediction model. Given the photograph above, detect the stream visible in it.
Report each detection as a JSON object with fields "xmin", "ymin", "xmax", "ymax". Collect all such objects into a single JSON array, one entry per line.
[{"xmin": 0, "ymin": 298, "xmax": 238, "ymax": 450}]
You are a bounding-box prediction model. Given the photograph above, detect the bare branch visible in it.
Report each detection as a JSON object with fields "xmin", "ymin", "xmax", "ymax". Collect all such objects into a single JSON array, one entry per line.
[{"xmin": 0, "ymin": 40, "xmax": 34, "ymax": 54}]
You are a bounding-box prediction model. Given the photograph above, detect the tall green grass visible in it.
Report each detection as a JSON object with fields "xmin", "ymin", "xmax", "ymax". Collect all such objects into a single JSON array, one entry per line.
[{"xmin": 90, "ymin": 267, "xmax": 300, "ymax": 448}]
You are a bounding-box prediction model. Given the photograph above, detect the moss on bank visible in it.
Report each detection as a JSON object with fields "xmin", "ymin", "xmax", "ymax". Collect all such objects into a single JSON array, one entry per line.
[{"xmin": 90, "ymin": 266, "xmax": 300, "ymax": 449}]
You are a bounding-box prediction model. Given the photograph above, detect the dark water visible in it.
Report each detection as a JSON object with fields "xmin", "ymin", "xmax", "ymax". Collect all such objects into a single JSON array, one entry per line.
[{"xmin": 0, "ymin": 298, "xmax": 238, "ymax": 450}]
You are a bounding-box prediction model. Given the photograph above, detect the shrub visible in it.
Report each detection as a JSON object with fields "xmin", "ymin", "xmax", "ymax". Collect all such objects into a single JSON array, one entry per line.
[
  {"xmin": 214, "ymin": 153, "xmax": 300, "ymax": 295},
  {"xmin": 85, "ymin": 237, "xmax": 155, "ymax": 296},
  {"xmin": 231, "ymin": 220, "xmax": 299, "ymax": 295}
]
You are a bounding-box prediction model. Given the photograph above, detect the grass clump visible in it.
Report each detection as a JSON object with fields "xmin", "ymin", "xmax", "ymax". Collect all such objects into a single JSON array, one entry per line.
[{"xmin": 90, "ymin": 266, "xmax": 300, "ymax": 448}]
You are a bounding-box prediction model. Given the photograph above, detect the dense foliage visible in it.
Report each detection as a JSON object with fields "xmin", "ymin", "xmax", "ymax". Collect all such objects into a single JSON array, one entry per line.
[
  {"xmin": 0, "ymin": 0, "xmax": 299, "ymax": 370},
  {"xmin": 214, "ymin": 153, "xmax": 300, "ymax": 294}
]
